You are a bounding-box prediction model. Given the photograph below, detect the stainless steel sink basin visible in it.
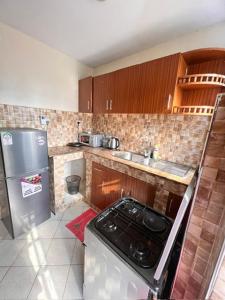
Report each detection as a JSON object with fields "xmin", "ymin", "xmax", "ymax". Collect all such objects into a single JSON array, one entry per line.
[
  {"xmin": 112, "ymin": 151, "xmax": 133, "ymax": 160},
  {"xmin": 112, "ymin": 151, "xmax": 190, "ymax": 177}
]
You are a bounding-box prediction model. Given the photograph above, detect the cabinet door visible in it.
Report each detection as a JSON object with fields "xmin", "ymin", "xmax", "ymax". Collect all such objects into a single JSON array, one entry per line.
[
  {"xmin": 78, "ymin": 77, "xmax": 93, "ymax": 112},
  {"xmin": 123, "ymin": 176, "xmax": 156, "ymax": 207},
  {"xmin": 139, "ymin": 53, "xmax": 180, "ymax": 113},
  {"xmin": 113, "ymin": 65, "xmax": 141, "ymax": 113},
  {"xmin": 165, "ymin": 192, "xmax": 183, "ymax": 219},
  {"xmin": 93, "ymin": 73, "xmax": 114, "ymax": 113},
  {"xmin": 91, "ymin": 162, "xmax": 123, "ymax": 210},
  {"xmin": 91, "ymin": 163, "xmax": 107, "ymax": 210}
]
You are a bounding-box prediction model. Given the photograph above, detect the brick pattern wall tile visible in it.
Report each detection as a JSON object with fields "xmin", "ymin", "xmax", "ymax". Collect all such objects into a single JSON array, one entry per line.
[
  {"xmin": 171, "ymin": 94, "xmax": 225, "ymax": 300},
  {"xmin": 0, "ymin": 103, "xmax": 92, "ymax": 147},
  {"xmin": 92, "ymin": 113, "xmax": 210, "ymax": 168}
]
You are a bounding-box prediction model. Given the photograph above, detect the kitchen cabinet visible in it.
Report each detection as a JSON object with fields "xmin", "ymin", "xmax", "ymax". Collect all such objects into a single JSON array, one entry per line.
[
  {"xmin": 139, "ymin": 53, "xmax": 181, "ymax": 113},
  {"xmin": 113, "ymin": 65, "xmax": 141, "ymax": 113},
  {"xmin": 122, "ymin": 175, "xmax": 155, "ymax": 207},
  {"xmin": 91, "ymin": 162, "xmax": 123, "ymax": 210},
  {"xmin": 91, "ymin": 162, "xmax": 156, "ymax": 210},
  {"xmin": 93, "ymin": 72, "xmax": 114, "ymax": 113},
  {"xmin": 78, "ymin": 77, "xmax": 93, "ymax": 112},
  {"xmin": 82, "ymin": 49, "xmax": 225, "ymax": 115},
  {"xmin": 93, "ymin": 54, "xmax": 182, "ymax": 114},
  {"xmin": 165, "ymin": 192, "xmax": 183, "ymax": 219}
]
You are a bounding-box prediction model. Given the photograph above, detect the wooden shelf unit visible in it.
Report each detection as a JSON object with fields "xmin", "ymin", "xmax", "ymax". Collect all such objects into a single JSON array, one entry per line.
[
  {"xmin": 173, "ymin": 105, "xmax": 214, "ymax": 116},
  {"xmin": 177, "ymin": 73, "xmax": 225, "ymax": 89}
]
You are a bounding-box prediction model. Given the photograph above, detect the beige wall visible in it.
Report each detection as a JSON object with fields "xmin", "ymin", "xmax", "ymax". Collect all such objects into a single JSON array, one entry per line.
[
  {"xmin": 0, "ymin": 22, "xmax": 93, "ymax": 112},
  {"xmin": 94, "ymin": 22, "xmax": 225, "ymax": 75}
]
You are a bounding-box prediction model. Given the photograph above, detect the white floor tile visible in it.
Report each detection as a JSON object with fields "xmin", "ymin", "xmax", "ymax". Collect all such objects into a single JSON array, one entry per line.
[
  {"xmin": 71, "ymin": 240, "xmax": 84, "ymax": 265},
  {"xmin": 73, "ymin": 200, "xmax": 90, "ymax": 209},
  {"xmin": 0, "ymin": 240, "xmax": 26, "ymax": 266},
  {"xmin": 51, "ymin": 211, "xmax": 64, "ymax": 221},
  {"xmin": 62, "ymin": 207, "xmax": 85, "ymax": 221},
  {"xmin": 0, "ymin": 222, "xmax": 11, "ymax": 240},
  {"xmin": 46, "ymin": 239, "xmax": 76, "ymax": 265},
  {"xmin": 63, "ymin": 265, "xmax": 83, "ymax": 300},
  {"xmin": 0, "ymin": 267, "xmax": 9, "ymax": 282},
  {"xmin": 54, "ymin": 221, "xmax": 76, "ymax": 239},
  {"xmin": 17, "ymin": 220, "xmax": 60, "ymax": 240},
  {"xmin": 0, "ymin": 266, "xmax": 39, "ymax": 299},
  {"xmin": 28, "ymin": 265, "xmax": 70, "ymax": 300},
  {"xmin": 13, "ymin": 239, "xmax": 52, "ymax": 267}
]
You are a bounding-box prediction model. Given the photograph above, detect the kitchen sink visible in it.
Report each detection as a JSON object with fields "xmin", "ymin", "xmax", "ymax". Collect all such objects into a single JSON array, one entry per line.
[{"xmin": 112, "ymin": 151, "xmax": 190, "ymax": 177}]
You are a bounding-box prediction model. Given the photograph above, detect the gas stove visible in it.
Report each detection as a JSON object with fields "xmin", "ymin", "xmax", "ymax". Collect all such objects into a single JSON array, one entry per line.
[
  {"xmin": 95, "ymin": 198, "xmax": 172, "ymax": 269},
  {"xmin": 87, "ymin": 197, "xmax": 174, "ymax": 294},
  {"xmin": 85, "ymin": 180, "xmax": 196, "ymax": 300}
]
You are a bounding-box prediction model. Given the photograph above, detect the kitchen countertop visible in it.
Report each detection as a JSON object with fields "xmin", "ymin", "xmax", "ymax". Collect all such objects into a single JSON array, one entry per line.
[
  {"xmin": 48, "ymin": 145, "xmax": 196, "ymax": 185},
  {"xmin": 48, "ymin": 146, "xmax": 85, "ymax": 157}
]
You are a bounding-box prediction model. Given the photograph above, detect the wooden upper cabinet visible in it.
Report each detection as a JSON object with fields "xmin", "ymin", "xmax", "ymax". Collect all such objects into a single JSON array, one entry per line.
[
  {"xmin": 139, "ymin": 53, "xmax": 182, "ymax": 113},
  {"xmin": 113, "ymin": 65, "xmax": 141, "ymax": 113},
  {"xmin": 93, "ymin": 72, "xmax": 114, "ymax": 113},
  {"xmin": 78, "ymin": 76, "xmax": 93, "ymax": 113}
]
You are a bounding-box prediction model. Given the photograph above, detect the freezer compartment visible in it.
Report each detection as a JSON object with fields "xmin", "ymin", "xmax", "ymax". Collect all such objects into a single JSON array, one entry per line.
[
  {"xmin": 0, "ymin": 129, "xmax": 48, "ymax": 178},
  {"xmin": 5, "ymin": 169, "xmax": 50, "ymax": 238}
]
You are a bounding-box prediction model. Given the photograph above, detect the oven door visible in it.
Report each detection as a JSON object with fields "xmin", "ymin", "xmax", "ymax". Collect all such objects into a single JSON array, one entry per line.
[{"xmin": 84, "ymin": 228, "xmax": 150, "ymax": 300}]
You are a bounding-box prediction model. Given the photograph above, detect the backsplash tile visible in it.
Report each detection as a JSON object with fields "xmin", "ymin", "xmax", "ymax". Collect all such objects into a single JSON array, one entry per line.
[
  {"xmin": 0, "ymin": 103, "xmax": 210, "ymax": 168},
  {"xmin": 92, "ymin": 114, "xmax": 211, "ymax": 167},
  {"xmin": 0, "ymin": 103, "xmax": 92, "ymax": 147}
]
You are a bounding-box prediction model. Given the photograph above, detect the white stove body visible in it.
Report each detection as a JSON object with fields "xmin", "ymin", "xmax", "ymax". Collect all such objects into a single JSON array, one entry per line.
[{"xmin": 84, "ymin": 227, "xmax": 150, "ymax": 300}]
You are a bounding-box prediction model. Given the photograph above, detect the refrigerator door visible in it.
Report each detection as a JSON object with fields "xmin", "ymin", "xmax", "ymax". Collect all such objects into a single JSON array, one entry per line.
[
  {"xmin": 0, "ymin": 129, "xmax": 48, "ymax": 178},
  {"xmin": 5, "ymin": 169, "xmax": 50, "ymax": 238}
]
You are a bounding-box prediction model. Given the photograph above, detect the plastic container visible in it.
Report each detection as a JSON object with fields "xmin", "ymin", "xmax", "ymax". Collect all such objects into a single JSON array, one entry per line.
[{"xmin": 66, "ymin": 175, "xmax": 81, "ymax": 195}]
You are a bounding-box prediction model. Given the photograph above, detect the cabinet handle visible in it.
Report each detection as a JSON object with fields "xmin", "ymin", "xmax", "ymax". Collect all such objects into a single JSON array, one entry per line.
[
  {"xmin": 106, "ymin": 100, "xmax": 109, "ymax": 110},
  {"xmin": 87, "ymin": 100, "xmax": 90, "ymax": 111},
  {"xmin": 109, "ymin": 100, "xmax": 112, "ymax": 110},
  {"xmin": 167, "ymin": 94, "xmax": 172, "ymax": 111}
]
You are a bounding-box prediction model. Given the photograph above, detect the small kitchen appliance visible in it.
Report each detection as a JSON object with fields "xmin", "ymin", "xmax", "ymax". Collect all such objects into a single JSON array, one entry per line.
[
  {"xmin": 79, "ymin": 132, "xmax": 103, "ymax": 147},
  {"xmin": 0, "ymin": 128, "xmax": 50, "ymax": 238},
  {"xmin": 84, "ymin": 178, "xmax": 196, "ymax": 299},
  {"xmin": 102, "ymin": 136, "xmax": 120, "ymax": 149}
]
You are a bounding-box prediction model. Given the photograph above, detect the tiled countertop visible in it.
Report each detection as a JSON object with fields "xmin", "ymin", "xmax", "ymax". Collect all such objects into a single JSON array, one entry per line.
[
  {"xmin": 48, "ymin": 146, "xmax": 85, "ymax": 157},
  {"xmin": 48, "ymin": 146, "xmax": 196, "ymax": 185}
]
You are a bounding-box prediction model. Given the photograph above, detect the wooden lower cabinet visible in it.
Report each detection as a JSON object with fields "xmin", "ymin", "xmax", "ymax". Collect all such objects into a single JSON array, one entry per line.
[
  {"xmin": 165, "ymin": 192, "xmax": 183, "ymax": 219},
  {"xmin": 91, "ymin": 162, "xmax": 156, "ymax": 210},
  {"xmin": 123, "ymin": 175, "xmax": 155, "ymax": 207}
]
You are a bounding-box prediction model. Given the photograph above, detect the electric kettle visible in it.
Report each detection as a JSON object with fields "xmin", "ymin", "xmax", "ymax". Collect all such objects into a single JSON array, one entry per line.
[{"xmin": 107, "ymin": 137, "xmax": 120, "ymax": 149}]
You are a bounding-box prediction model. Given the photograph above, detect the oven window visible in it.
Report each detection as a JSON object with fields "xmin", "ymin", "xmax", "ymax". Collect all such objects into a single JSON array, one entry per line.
[{"xmin": 80, "ymin": 135, "xmax": 89, "ymax": 143}]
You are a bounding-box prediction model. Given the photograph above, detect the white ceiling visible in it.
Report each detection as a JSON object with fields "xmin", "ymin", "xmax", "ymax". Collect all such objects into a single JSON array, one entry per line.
[{"xmin": 0, "ymin": 0, "xmax": 225, "ymax": 67}]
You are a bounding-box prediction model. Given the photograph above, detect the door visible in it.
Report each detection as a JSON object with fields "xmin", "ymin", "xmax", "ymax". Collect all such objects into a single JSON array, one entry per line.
[
  {"xmin": 0, "ymin": 129, "xmax": 48, "ymax": 178},
  {"xmin": 93, "ymin": 72, "xmax": 114, "ymax": 113},
  {"xmin": 123, "ymin": 175, "xmax": 156, "ymax": 207},
  {"xmin": 165, "ymin": 192, "xmax": 183, "ymax": 219},
  {"xmin": 113, "ymin": 65, "xmax": 141, "ymax": 113},
  {"xmin": 91, "ymin": 163, "xmax": 106, "ymax": 210},
  {"xmin": 78, "ymin": 76, "xmax": 93, "ymax": 112},
  {"xmin": 6, "ymin": 169, "xmax": 50, "ymax": 237},
  {"xmin": 91, "ymin": 162, "xmax": 123, "ymax": 210},
  {"xmin": 139, "ymin": 53, "xmax": 181, "ymax": 113}
]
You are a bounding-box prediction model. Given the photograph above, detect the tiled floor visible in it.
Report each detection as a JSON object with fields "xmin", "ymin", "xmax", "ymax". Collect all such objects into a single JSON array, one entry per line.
[{"xmin": 0, "ymin": 199, "xmax": 90, "ymax": 300}]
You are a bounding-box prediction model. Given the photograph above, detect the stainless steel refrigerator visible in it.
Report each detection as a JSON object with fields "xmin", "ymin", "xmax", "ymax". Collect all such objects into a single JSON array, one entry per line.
[{"xmin": 0, "ymin": 128, "xmax": 50, "ymax": 238}]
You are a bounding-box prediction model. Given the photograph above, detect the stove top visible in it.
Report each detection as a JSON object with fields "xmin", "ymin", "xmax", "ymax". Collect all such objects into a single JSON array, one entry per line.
[{"xmin": 94, "ymin": 198, "xmax": 173, "ymax": 269}]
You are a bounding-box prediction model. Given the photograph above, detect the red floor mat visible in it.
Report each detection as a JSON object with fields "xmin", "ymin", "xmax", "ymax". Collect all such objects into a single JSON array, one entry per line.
[{"xmin": 66, "ymin": 208, "xmax": 97, "ymax": 242}]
